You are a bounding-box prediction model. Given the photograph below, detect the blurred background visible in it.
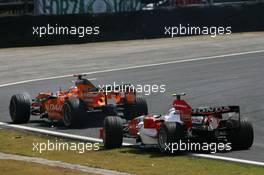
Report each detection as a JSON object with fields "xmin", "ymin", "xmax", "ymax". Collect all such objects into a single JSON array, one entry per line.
[{"xmin": 0, "ymin": 0, "xmax": 263, "ymax": 16}]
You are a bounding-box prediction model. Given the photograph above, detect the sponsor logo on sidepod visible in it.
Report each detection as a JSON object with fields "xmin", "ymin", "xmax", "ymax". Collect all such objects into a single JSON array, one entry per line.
[{"xmin": 48, "ymin": 104, "xmax": 63, "ymax": 111}]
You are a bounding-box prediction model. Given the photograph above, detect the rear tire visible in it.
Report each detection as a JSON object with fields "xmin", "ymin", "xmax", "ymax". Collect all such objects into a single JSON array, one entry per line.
[
  {"xmin": 158, "ymin": 122, "xmax": 184, "ymax": 153},
  {"xmin": 229, "ymin": 119, "xmax": 254, "ymax": 150},
  {"xmin": 63, "ymin": 99, "xmax": 85, "ymax": 127},
  {"xmin": 9, "ymin": 93, "xmax": 31, "ymax": 124},
  {"xmin": 103, "ymin": 116, "xmax": 123, "ymax": 149},
  {"xmin": 124, "ymin": 96, "xmax": 148, "ymax": 120}
]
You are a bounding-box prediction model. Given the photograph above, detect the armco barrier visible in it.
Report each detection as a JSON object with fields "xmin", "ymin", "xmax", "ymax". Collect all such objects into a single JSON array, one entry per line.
[{"xmin": 0, "ymin": 2, "xmax": 264, "ymax": 48}]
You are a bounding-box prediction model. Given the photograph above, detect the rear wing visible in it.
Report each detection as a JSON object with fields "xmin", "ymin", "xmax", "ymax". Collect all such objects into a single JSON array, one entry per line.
[
  {"xmin": 191, "ymin": 106, "xmax": 240, "ymax": 116},
  {"xmin": 172, "ymin": 93, "xmax": 241, "ymax": 123},
  {"xmin": 192, "ymin": 106, "xmax": 241, "ymax": 128}
]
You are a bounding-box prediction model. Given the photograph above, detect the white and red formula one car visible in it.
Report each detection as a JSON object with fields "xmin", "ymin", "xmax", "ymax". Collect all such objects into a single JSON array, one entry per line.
[{"xmin": 100, "ymin": 93, "xmax": 254, "ymax": 152}]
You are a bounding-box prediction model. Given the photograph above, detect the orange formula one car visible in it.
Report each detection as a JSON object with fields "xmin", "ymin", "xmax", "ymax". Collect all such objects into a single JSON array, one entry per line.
[{"xmin": 9, "ymin": 74, "xmax": 148, "ymax": 127}]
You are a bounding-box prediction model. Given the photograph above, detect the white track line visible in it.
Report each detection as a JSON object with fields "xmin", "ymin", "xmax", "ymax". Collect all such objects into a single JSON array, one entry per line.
[
  {"xmin": 1, "ymin": 49, "xmax": 264, "ymax": 166},
  {"xmin": 192, "ymin": 154, "xmax": 264, "ymax": 166},
  {"xmin": 0, "ymin": 49, "xmax": 264, "ymax": 88},
  {"xmin": 0, "ymin": 77, "xmax": 96, "ymax": 88},
  {"xmin": 0, "ymin": 122, "xmax": 102, "ymax": 142},
  {"xmin": 0, "ymin": 122, "xmax": 131, "ymax": 146}
]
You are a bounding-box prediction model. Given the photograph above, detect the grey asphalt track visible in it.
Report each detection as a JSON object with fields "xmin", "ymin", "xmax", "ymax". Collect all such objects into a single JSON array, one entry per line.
[{"xmin": 0, "ymin": 32, "xmax": 264, "ymax": 162}]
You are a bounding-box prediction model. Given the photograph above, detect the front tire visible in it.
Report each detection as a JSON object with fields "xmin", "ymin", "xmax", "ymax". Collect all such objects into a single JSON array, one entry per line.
[
  {"xmin": 158, "ymin": 122, "xmax": 184, "ymax": 153},
  {"xmin": 63, "ymin": 99, "xmax": 85, "ymax": 127},
  {"xmin": 9, "ymin": 93, "xmax": 31, "ymax": 124},
  {"xmin": 103, "ymin": 116, "xmax": 123, "ymax": 149},
  {"xmin": 229, "ymin": 119, "xmax": 254, "ymax": 150},
  {"xmin": 124, "ymin": 96, "xmax": 148, "ymax": 120}
]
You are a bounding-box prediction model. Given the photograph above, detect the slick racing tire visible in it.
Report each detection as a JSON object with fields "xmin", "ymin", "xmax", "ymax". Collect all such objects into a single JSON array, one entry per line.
[
  {"xmin": 135, "ymin": 96, "xmax": 148, "ymax": 116},
  {"xmin": 63, "ymin": 99, "xmax": 85, "ymax": 127},
  {"xmin": 124, "ymin": 96, "xmax": 148, "ymax": 120},
  {"xmin": 9, "ymin": 93, "xmax": 31, "ymax": 124},
  {"xmin": 229, "ymin": 119, "xmax": 254, "ymax": 150},
  {"xmin": 158, "ymin": 122, "xmax": 184, "ymax": 153},
  {"xmin": 103, "ymin": 116, "xmax": 123, "ymax": 149}
]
